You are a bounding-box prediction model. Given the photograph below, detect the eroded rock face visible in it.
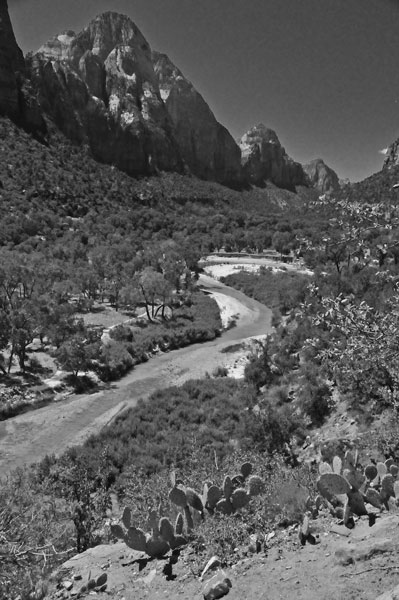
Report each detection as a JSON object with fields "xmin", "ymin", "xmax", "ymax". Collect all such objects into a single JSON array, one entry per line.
[
  {"xmin": 0, "ymin": 0, "xmax": 25, "ymax": 116},
  {"xmin": 30, "ymin": 12, "xmax": 183, "ymax": 177},
  {"xmin": 302, "ymin": 158, "xmax": 340, "ymax": 194},
  {"xmin": 383, "ymin": 139, "xmax": 399, "ymax": 170},
  {"xmin": 153, "ymin": 51, "xmax": 241, "ymax": 186},
  {"xmin": 239, "ymin": 124, "xmax": 307, "ymax": 190}
]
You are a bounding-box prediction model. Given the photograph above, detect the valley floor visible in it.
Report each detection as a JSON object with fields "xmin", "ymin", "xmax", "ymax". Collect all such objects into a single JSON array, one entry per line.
[{"xmin": 0, "ymin": 276, "xmax": 272, "ymax": 476}]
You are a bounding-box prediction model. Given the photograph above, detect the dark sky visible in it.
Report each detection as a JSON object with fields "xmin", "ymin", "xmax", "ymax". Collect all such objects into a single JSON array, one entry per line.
[{"xmin": 8, "ymin": 0, "xmax": 399, "ymax": 182}]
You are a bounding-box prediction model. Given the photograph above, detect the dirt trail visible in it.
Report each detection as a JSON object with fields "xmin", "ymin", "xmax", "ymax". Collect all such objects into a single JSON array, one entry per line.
[{"xmin": 0, "ymin": 276, "xmax": 271, "ymax": 476}]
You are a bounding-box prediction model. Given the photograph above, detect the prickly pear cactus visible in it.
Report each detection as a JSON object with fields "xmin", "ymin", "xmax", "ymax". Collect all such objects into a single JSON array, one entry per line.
[
  {"xmin": 186, "ymin": 487, "xmax": 204, "ymax": 513},
  {"xmin": 175, "ymin": 512, "xmax": 184, "ymax": 536},
  {"xmin": 247, "ymin": 475, "xmax": 265, "ymax": 497},
  {"xmin": 169, "ymin": 486, "xmax": 187, "ymax": 508},
  {"xmin": 240, "ymin": 462, "xmax": 253, "ymax": 479},
  {"xmin": 216, "ymin": 498, "xmax": 233, "ymax": 516},
  {"xmin": 332, "ymin": 456, "xmax": 342, "ymax": 475},
  {"xmin": 317, "ymin": 473, "xmax": 351, "ymax": 498},
  {"xmin": 223, "ymin": 476, "xmax": 234, "ymax": 501},
  {"xmin": 206, "ymin": 485, "xmax": 222, "ymax": 510},
  {"xmin": 364, "ymin": 464, "xmax": 378, "ymax": 481},
  {"xmin": 159, "ymin": 517, "xmax": 175, "ymax": 544},
  {"xmin": 319, "ymin": 462, "xmax": 332, "ymax": 475},
  {"xmin": 343, "ymin": 468, "xmax": 365, "ymax": 491},
  {"xmin": 231, "ymin": 488, "xmax": 250, "ymax": 511}
]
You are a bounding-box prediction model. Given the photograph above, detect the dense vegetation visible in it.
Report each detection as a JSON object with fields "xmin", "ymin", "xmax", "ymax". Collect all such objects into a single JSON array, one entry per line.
[
  {"xmin": 221, "ymin": 267, "xmax": 311, "ymax": 322},
  {"xmin": 4, "ymin": 108, "xmax": 399, "ymax": 600}
]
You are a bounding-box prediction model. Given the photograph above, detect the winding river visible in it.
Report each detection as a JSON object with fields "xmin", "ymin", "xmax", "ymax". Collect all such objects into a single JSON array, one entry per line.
[{"xmin": 0, "ymin": 276, "xmax": 272, "ymax": 476}]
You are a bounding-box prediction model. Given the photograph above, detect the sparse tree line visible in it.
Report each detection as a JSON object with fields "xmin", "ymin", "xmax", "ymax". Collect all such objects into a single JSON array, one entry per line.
[{"xmin": 0, "ymin": 239, "xmax": 212, "ymax": 383}]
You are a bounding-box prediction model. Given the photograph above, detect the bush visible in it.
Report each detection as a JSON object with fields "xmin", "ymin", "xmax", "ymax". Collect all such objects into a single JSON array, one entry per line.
[{"xmin": 95, "ymin": 340, "xmax": 134, "ymax": 382}]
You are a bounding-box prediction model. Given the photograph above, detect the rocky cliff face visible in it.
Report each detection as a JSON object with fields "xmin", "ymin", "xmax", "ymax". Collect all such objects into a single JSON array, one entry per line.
[
  {"xmin": 30, "ymin": 12, "xmax": 183, "ymax": 177},
  {"xmin": 0, "ymin": 0, "xmax": 25, "ymax": 116},
  {"xmin": 302, "ymin": 158, "xmax": 339, "ymax": 194},
  {"xmin": 153, "ymin": 52, "xmax": 241, "ymax": 186},
  {"xmin": 383, "ymin": 139, "xmax": 399, "ymax": 170},
  {"xmin": 239, "ymin": 124, "xmax": 307, "ymax": 190},
  {"xmin": 28, "ymin": 12, "xmax": 242, "ymax": 184}
]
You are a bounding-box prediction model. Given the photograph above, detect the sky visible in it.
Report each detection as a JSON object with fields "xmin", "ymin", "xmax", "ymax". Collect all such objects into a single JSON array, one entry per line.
[{"xmin": 7, "ymin": 0, "xmax": 399, "ymax": 182}]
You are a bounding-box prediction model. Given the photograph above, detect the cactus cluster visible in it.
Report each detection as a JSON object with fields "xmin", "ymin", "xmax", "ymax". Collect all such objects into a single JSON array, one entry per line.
[
  {"xmin": 110, "ymin": 506, "xmax": 187, "ymax": 558},
  {"xmin": 169, "ymin": 462, "xmax": 265, "ymax": 521},
  {"xmin": 111, "ymin": 462, "xmax": 265, "ymax": 557},
  {"xmin": 316, "ymin": 450, "xmax": 399, "ymax": 528}
]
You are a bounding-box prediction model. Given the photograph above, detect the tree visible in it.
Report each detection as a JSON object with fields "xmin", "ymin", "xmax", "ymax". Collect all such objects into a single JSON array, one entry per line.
[
  {"xmin": 56, "ymin": 328, "xmax": 101, "ymax": 378},
  {"xmin": 136, "ymin": 267, "xmax": 174, "ymax": 322}
]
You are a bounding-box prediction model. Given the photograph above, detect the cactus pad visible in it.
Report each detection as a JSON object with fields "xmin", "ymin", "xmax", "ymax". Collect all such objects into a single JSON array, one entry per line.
[
  {"xmin": 248, "ymin": 475, "xmax": 265, "ymax": 497},
  {"xmin": 186, "ymin": 487, "xmax": 204, "ymax": 512},
  {"xmin": 170, "ymin": 534, "xmax": 188, "ymax": 550},
  {"xmin": 343, "ymin": 468, "xmax": 365, "ymax": 491},
  {"xmin": 110, "ymin": 524, "xmax": 124, "ymax": 539},
  {"xmin": 223, "ymin": 476, "xmax": 234, "ymax": 500},
  {"xmin": 381, "ymin": 474, "xmax": 394, "ymax": 497},
  {"xmin": 232, "ymin": 474, "xmax": 245, "ymax": 487},
  {"xmin": 377, "ymin": 462, "xmax": 387, "ymax": 478},
  {"xmin": 385, "ymin": 458, "xmax": 394, "ymax": 470},
  {"xmin": 159, "ymin": 517, "xmax": 175, "ymax": 544},
  {"xmin": 121, "ymin": 507, "xmax": 131, "ymax": 529},
  {"xmin": 366, "ymin": 488, "xmax": 382, "ymax": 509},
  {"xmin": 207, "ymin": 485, "xmax": 222, "ymax": 509},
  {"xmin": 215, "ymin": 498, "xmax": 233, "ymax": 515},
  {"xmin": 147, "ymin": 510, "xmax": 160, "ymax": 536},
  {"xmin": 319, "ymin": 462, "xmax": 332, "ymax": 475},
  {"xmin": 240, "ymin": 462, "xmax": 253, "ymax": 479},
  {"xmin": 231, "ymin": 488, "xmax": 250, "ymax": 510},
  {"xmin": 125, "ymin": 527, "xmax": 147, "ymax": 552},
  {"xmin": 344, "ymin": 450, "xmax": 355, "ymax": 468},
  {"xmin": 317, "ymin": 473, "xmax": 351, "ymax": 498},
  {"xmin": 390, "ymin": 464, "xmax": 399, "ymax": 478},
  {"xmin": 364, "ymin": 464, "xmax": 378, "ymax": 481},
  {"xmin": 347, "ymin": 489, "xmax": 367, "ymax": 516},
  {"xmin": 332, "ymin": 456, "xmax": 342, "ymax": 475},
  {"xmin": 302, "ymin": 515, "xmax": 310, "ymax": 537},
  {"xmin": 175, "ymin": 512, "xmax": 184, "ymax": 535},
  {"xmin": 169, "ymin": 486, "xmax": 187, "ymax": 508},
  {"xmin": 146, "ymin": 537, "xmax": 169, "ymax": 558}
]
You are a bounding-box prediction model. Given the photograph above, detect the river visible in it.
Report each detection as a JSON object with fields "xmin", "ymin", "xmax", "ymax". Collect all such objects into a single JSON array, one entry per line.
[{"xmin": 0, "ymin": 276, "xmax": 272, "ymax": 476}]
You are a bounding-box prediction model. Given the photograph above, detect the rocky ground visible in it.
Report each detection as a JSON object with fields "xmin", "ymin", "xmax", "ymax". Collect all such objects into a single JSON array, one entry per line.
[{"xmin": 47, "ymin": 512, "xmax": 399, "ymax": 600}]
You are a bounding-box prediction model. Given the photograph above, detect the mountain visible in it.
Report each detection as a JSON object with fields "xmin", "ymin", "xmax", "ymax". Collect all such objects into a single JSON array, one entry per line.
[
  {"xmin": 0, "ymin": 0, "xmax": 45, "ymax": 135},
  {"xmin": 302, "ymin": 158, "xmax": 340, "ymax": 194},
  {"xmin": 239, "ymin": 124, "xmax": 307, "ymax": 191},
  {"xmin": 153, "ymin": 51, "xmax": 241, "ymax": 186},
  {"xmin": 1, "ymin": 2, "xmax": 335, "ymax": 192},
  {"xmin": 30, "ymin": 12, "xmax": 184, "ymax": 178},
  {"xmin": 383, "ymin": 136, "xmax": 399, "ymax": 171},
  {"xmin": 0, "ymin": 0, "xmax": 24, "ymax": 117}
]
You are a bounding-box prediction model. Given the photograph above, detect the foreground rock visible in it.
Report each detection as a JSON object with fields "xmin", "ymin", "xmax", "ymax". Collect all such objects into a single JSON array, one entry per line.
[{"xmin": 44, "ymin": 513, "xmax": 399, "ymax": 599}]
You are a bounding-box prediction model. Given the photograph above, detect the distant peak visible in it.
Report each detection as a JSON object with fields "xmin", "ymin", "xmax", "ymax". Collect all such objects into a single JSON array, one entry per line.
[{"xmin": 241, "ymin": 124, "xmax": 280, "ymax": 146}]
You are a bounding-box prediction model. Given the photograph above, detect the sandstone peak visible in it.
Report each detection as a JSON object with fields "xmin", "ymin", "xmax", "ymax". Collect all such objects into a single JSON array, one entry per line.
[
  {"xmin": 302, "ymin": 158, "xmax": 340, "ymax": 193},
  {"xmin": 244, "ymin": 123, "xmax": 281, "ymax": 145},
  {"xmin": 239, "ymin": 124, "xmax": 307, "ymax": 190},
  {"xmin": 152, "ymin": 50, "xmax": 241, "ymax": 185}
]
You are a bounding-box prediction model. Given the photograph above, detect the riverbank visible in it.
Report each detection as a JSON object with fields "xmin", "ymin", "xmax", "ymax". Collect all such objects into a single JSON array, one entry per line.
[{"xmin": 0, "ymin": 276, "xmax": 272, "ymax": 476}]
